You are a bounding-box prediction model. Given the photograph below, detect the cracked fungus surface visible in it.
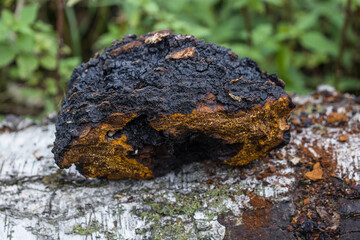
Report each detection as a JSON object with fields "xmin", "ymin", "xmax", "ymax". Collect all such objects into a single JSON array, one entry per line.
[{"xmin": 53, "ymin": 30, "xmax": 294, "ymax": 179}]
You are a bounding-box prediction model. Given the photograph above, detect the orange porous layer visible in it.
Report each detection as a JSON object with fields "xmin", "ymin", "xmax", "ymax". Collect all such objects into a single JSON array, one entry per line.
[
  {"xmin": 150, "ymin": 96, "xmax": 291, "ymax": 166},
  {"xmin": 61, "ymin": 113, "xmax": 154, "ymax": 179},
  {"xmin": 60, "ymin": 96, "xmax": 291, "ymax": 179}
]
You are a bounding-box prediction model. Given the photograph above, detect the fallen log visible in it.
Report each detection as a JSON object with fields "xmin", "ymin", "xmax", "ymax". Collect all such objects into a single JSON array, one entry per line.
[{"xmin": 0, "ymin": 87, "xmax": 359, "ymax": 239}]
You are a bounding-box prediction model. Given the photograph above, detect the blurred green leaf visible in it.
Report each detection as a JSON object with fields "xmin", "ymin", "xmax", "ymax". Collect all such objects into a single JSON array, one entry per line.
[
  {"xmin": 233, "ymin": 0, "xmax": 250, "ymax": 9},
  {"xmin": 248, "ymin": 0, "xmax": 265, "ymax": 13},
  {"xmin": 40, "ymin": 55, "xmax": 57, "ymax": 70},
  {"xmin": 44, "ymin": 97, "xmax": 57, "ymax": 113},
  {"xmin": 0, "ymin": 44, "xmax": 16, "ymax": 67},
  {"xmin": 339, "ymin": 77, "xmax": 360, "ymax": 92},
  {"xmin": 88, "ymin": 0, "xmax": 120, "ymax": 7},
  {"xmin": 252, "ymin": 23, "xmax": 273, "ymax": 46},
  {"xmin": 295, "ymin": 13, "xmax": 319, "ymax": 31},
  {"xmin": 1, "ymin": 9, "xmax": 15, "ymax": 25},
  {"xmin": 65, "ymin": 6, "xmax": 81, "ymax": 57},
  {"xmin": 276, "ymin": 46, "xmax": 291, "ymax": 79},
  {"xmin": 144, "ymin": 1, "xmax": 159, "ymax": 14},
  {"xmin": 27, "ymin": 71, "xmax": 41, "ymax": 86},
  {"xmin": 21, "ymin": 87, "xmax": 43, "ymax": 100},
  {"xmin": 67, "ymin": 0, "xmax": 83, "ymax": 7},
  {"xmin": 34, "ymin": 21, "xmax": 53, "ymax": 32},
  {"xmin": 300, "ymin": 31, "xmax": 337, "ymax": 56},
  {"xmin": 45, "ymin": 77, "xmax": 58, "ymax": 95},
  {"xmin": 9, "ymin": 66, "xmax": 21, "ymax": 79},
  {"xmin": 59, "ymin": 57, "xmax": 81, "ymax": 85},
  {"xmin": 306, "ymin": 52, "xmax": 329, "ymax": 68},
  {"xmin": 34, "ymin": 31, "xmax": 57, "ymax": 55},
  {"xmin": 263, "ymin": 0, "xmax": 282, "ymax": 6},
  {"xmin": 0, "ymin": 20, "xmax": 11, "ymax": 41},
  {"xmin": 94, "ymin": 23, "xmax": 123, "ymax": 50},
  {"xmin": 14, "ymin": 20, "xmax": 33, "ymax": 35},
  {"xmin": 18, "ymin": 4, "xmax": 39, "ymax": 26},
  {"xmin": 16, "ymin": 33, "xmax": 35, "ymax": 52},
  {"xmin": 16, "ymin": 54, "xmax": 39, "ymax": 78}
]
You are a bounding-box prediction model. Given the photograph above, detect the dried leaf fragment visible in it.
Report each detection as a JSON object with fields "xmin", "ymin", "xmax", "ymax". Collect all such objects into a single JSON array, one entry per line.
[
  {"xmin": 165, "ymin": 47, "xmax": 197, "ymax": 59},
  {"xmin": 144, "ymin": 31, "xmax": 171, "ymax": 44},
  {"xmin": 109, "ymin": 41, "xmax": 143, "ymax": 56},
  {"xmin": 304, "ymin": 162, "xmax": 323, "ymax": 181}
]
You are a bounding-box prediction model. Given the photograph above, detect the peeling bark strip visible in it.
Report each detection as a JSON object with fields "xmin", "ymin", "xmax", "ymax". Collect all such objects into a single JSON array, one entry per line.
[
  {"xmin": 52, "ymin": 30, "xmax": 294, "ymax": 179},
  {"xmin": 165, "ymin": 46, "xmax": 197, "ymax": 59},
  {"xmin": 109, "ymin": 41, "xmax": 143, "ymax": 56},
  {"xmin": 144, "ymin": 30, "xmax": 171, "ymax": 44}
]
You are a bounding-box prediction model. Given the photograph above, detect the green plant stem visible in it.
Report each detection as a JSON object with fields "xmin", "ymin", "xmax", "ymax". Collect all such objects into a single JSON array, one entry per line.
[
  {"xmin": 14, "ymin": 0, "xmax": 24, "ymax": 18},
  {"xmin": 0, "ymin": 68, "xmax": 7, "ymax": 93},
  {"xmin": 283, "ymin": 0, "xmax": 293, "ymax": 23},
  {"xmin": 241, "ymin": 7, "xmax": 252, "ymax": 46},
  {"xmin": 87, "ymin": 6, "xmax": 109, "ymax": 57},
  {"xmin": 65, "ymin": 6, "xmax": 81, "ymax": 57},
  {"xmin": 85, "ymin": 211, "xmax": 92, "ymax": 240},
  {"xmin": 335, "ymin": 0, "xmax": 352, "ymax": 89},
  {"xmin": 55, "ymin": 0, "xmax": 65, "ymax": 97}
]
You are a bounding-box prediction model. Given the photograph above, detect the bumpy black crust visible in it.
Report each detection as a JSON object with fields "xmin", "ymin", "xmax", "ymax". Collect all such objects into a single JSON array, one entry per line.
[{"xmin": 52, "ymin": 31, "xmax": 293, "ymax": 170}]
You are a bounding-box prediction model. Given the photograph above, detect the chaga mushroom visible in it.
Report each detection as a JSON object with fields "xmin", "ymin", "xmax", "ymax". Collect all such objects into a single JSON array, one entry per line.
[{"xmin": 52, "ymin": 30, "xmax": 295, "ymax": 179}]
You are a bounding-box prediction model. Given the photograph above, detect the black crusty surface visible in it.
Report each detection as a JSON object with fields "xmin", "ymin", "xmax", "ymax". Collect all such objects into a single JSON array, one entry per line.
[{"xmin": 52, "ymin": 31, "xmax": 292, "ymax": 169}]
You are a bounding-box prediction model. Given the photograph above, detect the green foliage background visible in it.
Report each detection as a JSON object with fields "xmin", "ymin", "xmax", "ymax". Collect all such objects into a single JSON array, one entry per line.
[{"xmin": 0, "ymin": 0, "xmax": 359, "ymax": 116}]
